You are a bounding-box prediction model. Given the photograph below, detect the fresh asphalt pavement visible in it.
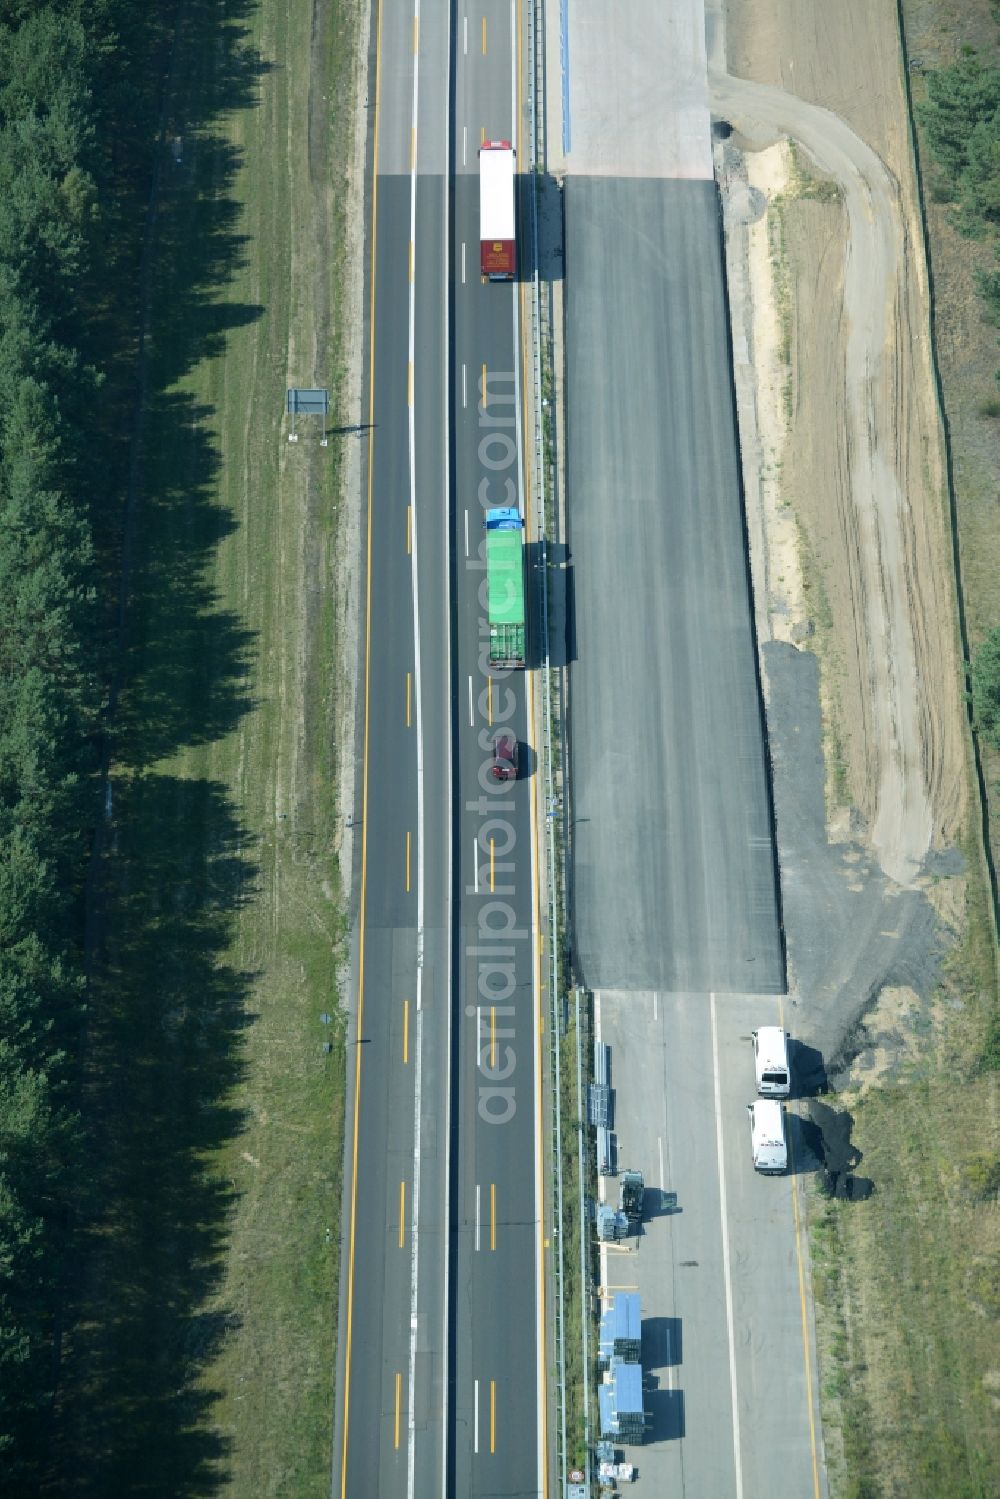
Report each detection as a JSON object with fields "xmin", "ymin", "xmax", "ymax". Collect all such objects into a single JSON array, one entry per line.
[
  {"xmin": 334, "ymin": 2, "xmax": 542, "ymax": 1497},
  {"xmin": 566, "ymin": 173, "xmax": 783, "ymax": 996}
]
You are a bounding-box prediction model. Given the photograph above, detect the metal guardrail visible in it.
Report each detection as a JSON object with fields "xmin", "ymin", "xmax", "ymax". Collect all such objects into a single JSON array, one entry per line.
[{"xmin": 525, "ymin": 0, "xmax": 569, "ymax": 1491}]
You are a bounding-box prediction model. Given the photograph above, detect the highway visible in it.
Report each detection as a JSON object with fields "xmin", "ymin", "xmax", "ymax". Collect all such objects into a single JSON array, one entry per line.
[{"xmin": 334, "ymin": 3, "xmax": 543, "ymax": 1497}]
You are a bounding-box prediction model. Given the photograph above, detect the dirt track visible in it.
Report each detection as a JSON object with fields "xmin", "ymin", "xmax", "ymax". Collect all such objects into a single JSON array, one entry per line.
[{"xmin": 714, "ymin": 0, "xmax": 966, "ymax": 893}]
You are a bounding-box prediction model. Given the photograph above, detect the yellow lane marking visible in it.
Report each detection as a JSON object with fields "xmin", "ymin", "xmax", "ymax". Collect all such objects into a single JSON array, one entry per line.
[
  {"xmin": 412, "ymin": 15, "xmax": 418, "ymax": 52},
  {"xmin": 341, "ymin": 0, "xmax": 384, "ymax": 1483},
  {"xmin": 489, "ymin": 836, "xmax": 495, "ymax": 892},
  {"xmin": 490, "ymin": 1379, "xmax": 496, "ymax": 1453},
  {"xmin": 405, "ymin": 830, "xmax": 411, "ymax": 892},
  {"xmin": 481, "ymin": 362, "xmax": 488, "ymax": 406},
  {"xmin": 394, "ymin": 1370, "xmax": 402, "ymax": 1449},
  {"xmin": 480, "ymin": 124, "xmax": 486, "ymax": 147},
  {"xmin": 399, "ymin": 1180, "xmax": 406, "ymax": 1249},
  {"xmin": 482, "ymin": 16, "xmax": 487, "ymax": 54},
  {"xmin": 781, "ymin": 1004, "xmax": 823, "ymax": 1499},
  {"xmin": 491, "ymin": 1181, "xmax": 496, "ymax": 1251},
  {"xmin": 403, "ymin": 999, "xmax": 409, "ymax": 1065},
  {"xmin": 406, "ymin": 503, "xmax": 412, "ymax": 554},
  {"xmin": 406, "ymin": 670, "xmax": 412, "ymax": 727}
]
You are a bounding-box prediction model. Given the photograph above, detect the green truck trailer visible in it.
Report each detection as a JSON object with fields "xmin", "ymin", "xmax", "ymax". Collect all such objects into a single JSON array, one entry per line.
[{"xmin": 485, "ymin": 506, "xmax": 526, "ymax": 670}]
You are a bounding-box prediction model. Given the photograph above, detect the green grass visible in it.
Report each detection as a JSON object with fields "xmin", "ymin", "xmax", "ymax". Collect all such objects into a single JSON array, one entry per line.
[
  {"xmin": 807, "ymin": 869, "xmax": 1000, "ymax": 1497},
  {"xmin": 50, "ymin": 1, "xmax": 360, "ymax": 1494}
]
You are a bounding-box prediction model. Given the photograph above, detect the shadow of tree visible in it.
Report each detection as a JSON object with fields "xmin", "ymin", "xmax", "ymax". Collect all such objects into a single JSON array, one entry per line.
[
  {"xmin": 48, "ymin": 3, "xmax": 275, "ymax": 1494},
  {"xmin": 57, "ymin": 776, "xmax": 257, "ymax": 1496}
]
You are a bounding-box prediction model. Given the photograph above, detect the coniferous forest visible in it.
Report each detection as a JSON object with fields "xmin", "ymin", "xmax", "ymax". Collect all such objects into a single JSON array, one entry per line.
[{"xmin": 0, "ymin": 0, "xmax": 173, "ymax": 1479}]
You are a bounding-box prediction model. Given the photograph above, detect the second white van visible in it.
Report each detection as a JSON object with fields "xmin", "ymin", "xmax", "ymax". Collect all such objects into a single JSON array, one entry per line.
[
  {"xmin": 751, "ymin": 1026, "xmax": 791, "ymax": 1097},
  {"xmin": 747, "ymin": 1099, "xmax": 787, "ymax": 1174}
]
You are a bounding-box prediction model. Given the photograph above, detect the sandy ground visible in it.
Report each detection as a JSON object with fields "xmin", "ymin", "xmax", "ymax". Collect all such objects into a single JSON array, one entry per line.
[{"xmin": 714, "ymin": 0, "xmax": 966, "ymax": 893}]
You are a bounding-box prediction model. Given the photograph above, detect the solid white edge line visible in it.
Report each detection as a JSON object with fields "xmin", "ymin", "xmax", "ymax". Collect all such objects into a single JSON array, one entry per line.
[
  {"xmin": 474, "ymin": 1377, "xmax": 479, "ymax": 1452},
  {"xmin": 406, "ymin": 3, "xmax": 426, "ymax": 1496},
  {"xmin": 473, "ymin": 838, "xmax": 479, "ymax": 893},
  {"xmin": 510, "ymin": 0, "xmax": 517, "ymax": 150},
  {"xmin": 468, "ymin": 673, "xmax": 474, "ymax": 726},
  {"xmin": 440, "ymin": 2, "xmax": 454, "ymax": 1492},
  {"xmin": 464, "ymin": 508, "xmax": 470, "ymax": 556},
  {"xmin": 527, "ymin": 665, "xmax": 545, "ymax": 1499},
  {"xmin": 710, "ymin": 991, "xmax": 745, "ymax": 1499}
]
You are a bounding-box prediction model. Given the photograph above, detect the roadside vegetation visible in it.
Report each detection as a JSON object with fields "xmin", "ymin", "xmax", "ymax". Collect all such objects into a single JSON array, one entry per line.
[
  {"xmin": 0, "ymin": 0, "xmax": 359, "ymax": 1492},
  {"xmin": 806, "ymin": 4, "xmax": 1000, "ymax": 1496}
]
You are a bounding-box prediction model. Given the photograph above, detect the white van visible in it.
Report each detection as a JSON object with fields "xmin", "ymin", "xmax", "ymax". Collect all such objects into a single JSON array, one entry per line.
[
  {"xmin": 747, "ymin": 1099, "xmax": 787, "ymax": 1174},
  {"xmin": 751, "ymin": 1026, "xmax": 791, "ymax": 1097}
]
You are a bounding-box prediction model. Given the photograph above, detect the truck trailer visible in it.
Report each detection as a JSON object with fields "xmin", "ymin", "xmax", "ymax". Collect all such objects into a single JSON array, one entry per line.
[
  {"xmin": 485, "ymin": 507, "xmax": 526, "ymax": 670},
  {"xmin": 479, "ymin": 141, "xmax": 516, "ymax": 280}
]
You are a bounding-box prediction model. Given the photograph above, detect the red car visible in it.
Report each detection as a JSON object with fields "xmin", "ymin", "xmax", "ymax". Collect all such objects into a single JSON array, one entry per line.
[{"xmin": 491, "ymin": 729, "xmax": 519, "ymax": 781}]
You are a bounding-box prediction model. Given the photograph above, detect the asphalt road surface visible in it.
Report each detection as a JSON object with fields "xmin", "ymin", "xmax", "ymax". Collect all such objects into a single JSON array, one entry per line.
[
  {"xmin": 598, "ymin": 988, "xmax": 823, "ymax": 1497},
  {"xmin": 334, "ymin": 3, "xmax": 543, "ymax": 1497},
  {"xmin": 566, "ymin": 173, "xmax": 784, "ymax": 995}
]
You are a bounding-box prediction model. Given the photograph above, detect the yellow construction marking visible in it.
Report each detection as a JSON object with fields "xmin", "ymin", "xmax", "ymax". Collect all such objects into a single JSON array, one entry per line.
[
  {"xmin": 399, "ymin": 1181, "xmax": 406, "ymax": 1248},
  {"xmin": 481, "ymin": 16, "xmax": 487, "ymax": 53},
  {"xmin": 340, "ymin": 0, "xmax": 383, "ymax": 1482},
  {"xmin": 490, "ymin": 1182, "xmax": 496, "ymax": 1251},
  {"xmin": 781, "ymin": 1004, "xmax": 823, "ymax": 1499},
  {"xmin": 481, "ymin": 363, "xmax": 488, "ymax": 406},
  {"xmin": 406, "ymin": 671, "xmax": 412, "ymax": 727},
  {"xmin": 490, "ymin": 1379, "xmax": 496, "ymax": 1453},
  {"xmin": 394, "ymin": 1371, "xmax": 402, "ymax": 1449},
  {"xmin": 406, "ymin": 504, "xmax": 412, "ymax": 554},
  {"xmin": 489, "ymin": 836, "xmax": 495, "ymax": 892},
  {"xmin": 405, "ymin": 831, "xmax": 411, "ymax": 892},
  {"xmin": 403, "ymin": 999, "xmax": 409, "ymax": 1065}
]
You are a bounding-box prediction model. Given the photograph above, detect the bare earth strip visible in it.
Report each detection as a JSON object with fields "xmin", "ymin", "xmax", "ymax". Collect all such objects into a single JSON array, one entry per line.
[{"xmin": 713, "ymin": 10, "xmax": 965, "ymax": 889}]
